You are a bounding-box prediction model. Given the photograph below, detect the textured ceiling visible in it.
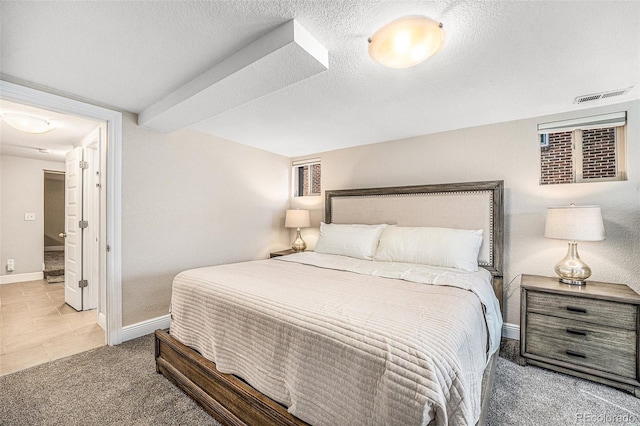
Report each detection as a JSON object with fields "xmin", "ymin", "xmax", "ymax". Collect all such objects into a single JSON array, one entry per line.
[{"xmin": 1, "ymin": 1, "xmax": 638, "ymax": 157}]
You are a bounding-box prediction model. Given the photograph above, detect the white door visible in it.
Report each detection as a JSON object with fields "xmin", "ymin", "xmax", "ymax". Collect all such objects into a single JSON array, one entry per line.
[
  {"xmin": 65, "ymin": 147, "xmax": 84, "ymax": 311},
  {"xmin": 82, "ymin": 128, "xmax": 101, "ymax": 312}
]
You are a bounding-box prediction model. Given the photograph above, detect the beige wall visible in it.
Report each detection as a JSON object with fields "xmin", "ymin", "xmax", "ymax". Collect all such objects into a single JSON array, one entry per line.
[
  {"xmin": 0, "ymin": 156, "xmax": 65, "ymax": 275},
  {"xmin": 121, "ymin": 113, "xmax": 291, "ymax": 325},
  {"xmin": 291, "ymin": 100, "xmax": 640, "ymax": 326},
  {"xmin": 43, "ymin": 174, "xmax": 65, "ymax": 247}
]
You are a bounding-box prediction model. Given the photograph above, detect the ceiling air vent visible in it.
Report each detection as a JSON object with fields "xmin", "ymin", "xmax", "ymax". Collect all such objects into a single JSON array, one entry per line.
[{"xmin": 573, "ymin": 86, "xmax": 633, "ymax": 104}]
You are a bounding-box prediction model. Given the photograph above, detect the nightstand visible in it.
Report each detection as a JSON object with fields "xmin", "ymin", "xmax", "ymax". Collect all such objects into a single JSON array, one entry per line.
[
  {"xmin": 520, "ymin": 274, "xmax": 640, "ymax": 397},
  {"xmin": 269, "ymin": 249, "xmax": 296, "ymax": 258}
]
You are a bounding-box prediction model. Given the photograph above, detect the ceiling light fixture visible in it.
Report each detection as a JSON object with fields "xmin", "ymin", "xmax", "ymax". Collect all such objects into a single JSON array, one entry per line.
[
  {"xmin": 0, "ymin": 112, "xmax": 56, "ymax": 134},
  {"xmin": 368, "ymin": 16, "xmax": 445, "ymax": 69}
]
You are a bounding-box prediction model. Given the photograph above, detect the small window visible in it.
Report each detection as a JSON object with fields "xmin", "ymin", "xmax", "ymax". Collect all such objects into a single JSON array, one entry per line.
[
  {"xmin": 538, "ymin": 112, "xmax": 627, "ymax": 185},
  {"xmin": 292, "ymin": 158, "xmax": 321, "ymax": 197}
]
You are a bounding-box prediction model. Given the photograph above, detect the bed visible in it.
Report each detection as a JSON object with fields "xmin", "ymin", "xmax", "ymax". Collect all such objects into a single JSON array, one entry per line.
[{"xmin": 155, "ymin": 180, "xmax": 504, "ymax": 426}]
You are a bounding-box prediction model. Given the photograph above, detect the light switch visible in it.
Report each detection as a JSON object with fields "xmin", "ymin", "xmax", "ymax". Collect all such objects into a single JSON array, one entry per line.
[{"xmin": 24, "ymin": 212, "xmax": 36, "ymax": 221}]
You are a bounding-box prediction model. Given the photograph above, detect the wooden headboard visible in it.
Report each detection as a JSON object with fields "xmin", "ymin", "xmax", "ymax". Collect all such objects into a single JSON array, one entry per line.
[{"xmin": 325, "ymin": 180, "xmax": 504, "ymax": 312}]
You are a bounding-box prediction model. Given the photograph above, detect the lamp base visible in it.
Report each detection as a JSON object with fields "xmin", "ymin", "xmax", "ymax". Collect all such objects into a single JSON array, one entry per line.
[
  {"xmin": 291, "ymin": 228, "xmax": 307, "ymax": 252},
  {"xmin": 554, "ymin": 241, "xmax": 591, "ymax": 286},
  {"xmin": 558, "ymin": 277, "xmax": 586, "ymax": 286}
]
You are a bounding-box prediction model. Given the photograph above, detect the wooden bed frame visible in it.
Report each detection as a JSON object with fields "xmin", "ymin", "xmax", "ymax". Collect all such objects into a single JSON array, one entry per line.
[{"xmin": 155, "ymin": 180, "xmax": 504, "ymax": 426}]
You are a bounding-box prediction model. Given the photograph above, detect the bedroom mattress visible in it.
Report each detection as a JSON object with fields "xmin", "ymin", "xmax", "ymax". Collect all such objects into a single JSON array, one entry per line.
[{"xmin": 169, "ymin": 253, "xmax": 501, "ymax": 426}]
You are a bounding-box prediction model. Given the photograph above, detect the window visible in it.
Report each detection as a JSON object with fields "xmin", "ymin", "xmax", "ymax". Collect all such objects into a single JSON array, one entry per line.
[
  {"xmin": 292, "ymin": 158, "xmax": 321, "ymax": 197},
  {"xmin": 538, "ymin": 112, "xmax": 627, "ymax": 185}
]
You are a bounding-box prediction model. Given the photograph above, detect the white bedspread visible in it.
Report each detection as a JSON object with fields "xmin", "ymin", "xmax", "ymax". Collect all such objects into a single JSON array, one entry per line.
[{"xmin": 169, "ymin": 252, "xmax": 502, "ymax": 426}]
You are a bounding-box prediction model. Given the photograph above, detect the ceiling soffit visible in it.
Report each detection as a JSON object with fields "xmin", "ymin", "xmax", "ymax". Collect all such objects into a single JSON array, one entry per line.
[{"xmin": 138, "ymin": 19, "xmax": 328, "ymax": 133}]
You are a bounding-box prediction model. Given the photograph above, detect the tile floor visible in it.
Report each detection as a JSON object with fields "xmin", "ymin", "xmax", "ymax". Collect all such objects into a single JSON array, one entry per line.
[{"xmin": 0, "ymin": 279, "xmax": 105, "ymax": 376}]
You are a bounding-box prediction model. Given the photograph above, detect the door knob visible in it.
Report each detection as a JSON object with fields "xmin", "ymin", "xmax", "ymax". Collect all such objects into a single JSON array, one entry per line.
[{"xmin": 59, "ymin": 232, "xmax": 67, "ymax": 238}]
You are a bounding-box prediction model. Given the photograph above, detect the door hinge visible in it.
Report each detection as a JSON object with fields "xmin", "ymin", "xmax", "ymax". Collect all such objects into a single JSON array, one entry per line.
[
  {"xmin": 79, "ymin": 220, "xmax": 89, "ymax": 229},
  {"xmin": 78, "ymin": 279, "xmax": 88, "ymax": 288},
  {"xmin": 79, "ymin": 160, "xmax": 89, "ymax": 169}
]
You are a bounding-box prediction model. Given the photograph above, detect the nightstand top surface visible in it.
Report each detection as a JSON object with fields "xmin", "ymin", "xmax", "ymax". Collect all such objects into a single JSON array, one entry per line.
[
  {"xmin": 521, "ymin": 274, "xmax": 640, "ymax": 305},
  {"xmin": 270, "ymin": 249, "xmax": 296, "ymax": 257}
]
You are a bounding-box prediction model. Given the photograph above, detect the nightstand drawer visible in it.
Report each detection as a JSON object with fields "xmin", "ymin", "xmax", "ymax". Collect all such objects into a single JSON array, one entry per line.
[
  {"xmin": 521, "ymin": 275, "xmax": 640, "ymax": 396},
  {"xmin": 526, "ymin": 312, "xmax": 635, "ymax": 355},
  {"xmin": 528, "ymin": 291, "xmax": 636, "ymax": 329},
  {"xmin": 526, "ymin": 332, "xmax": 636, "ymax": 379}
]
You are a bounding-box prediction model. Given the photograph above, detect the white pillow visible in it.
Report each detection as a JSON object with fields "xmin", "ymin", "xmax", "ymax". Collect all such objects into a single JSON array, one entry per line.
[
  {"xmin": 374, "ymin": 226, "xmax": 483, "ymax": 272},
  {"xmin": 314, "ymin": 223, "xmax": 387, "ymax": 260}
]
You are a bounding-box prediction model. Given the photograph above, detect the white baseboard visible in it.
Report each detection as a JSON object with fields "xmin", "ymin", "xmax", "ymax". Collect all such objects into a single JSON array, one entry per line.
[
  {"xmin": 44, "ymin": 246, "xmax": 64, "ymax": 252},
  {"xmin": 121, "ymin": 314, "xmax": 171, "ymax": 342},
  {"xmin": 0, "ymin": 271, "xmax": 44, "ymax": 285},
  {"xmin": 502, "ymin": 322, "xmax": 520, "ymax": 340},
  {"xmin": 97, "ymin": 312, "xmax": 106, "ymax": 331}
]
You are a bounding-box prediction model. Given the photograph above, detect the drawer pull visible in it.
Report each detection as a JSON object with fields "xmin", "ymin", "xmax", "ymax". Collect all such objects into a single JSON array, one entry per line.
[
  {"xmin": 566, "ymin": 306, "xmax": 587, "ymax": 314},
  {"xmin": 566, "ymin": 328, "xmax": 587, "ymax": 336},
  {"xmin": 566, "ymin": 350, "xmax": 586, "ymax": 358}
]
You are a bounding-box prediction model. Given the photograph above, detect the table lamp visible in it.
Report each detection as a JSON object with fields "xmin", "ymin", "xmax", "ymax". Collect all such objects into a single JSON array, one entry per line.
[
  {"xmin": 544, "ymin": 205, "xmax": 605, "ymax": 285},
  {"xmin": 285, "ymin": 209, "xmax": 310, "ymax": 252}
]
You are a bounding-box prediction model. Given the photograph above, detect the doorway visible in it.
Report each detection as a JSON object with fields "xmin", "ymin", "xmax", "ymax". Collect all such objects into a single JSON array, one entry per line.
[
  {"xmin": 43, "ymin": 171, "xmax": 65, "ymax": 285},
  {"xmin": 0, "ymin": 130, "xmax": 106, "ymax": 375},
  {"xmin": 1, "ymin": 79, "xmax": 122, "ymax": 345}
]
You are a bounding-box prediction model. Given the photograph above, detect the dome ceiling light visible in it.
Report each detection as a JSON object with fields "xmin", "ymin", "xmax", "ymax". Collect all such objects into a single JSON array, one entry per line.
[
  {"xmin": 368, "ymin": 16, "xmax": 445, "ymax": 69},
  {"xmin": 1, "ymin": 112, "xmax": 56, "ymax": 134}
]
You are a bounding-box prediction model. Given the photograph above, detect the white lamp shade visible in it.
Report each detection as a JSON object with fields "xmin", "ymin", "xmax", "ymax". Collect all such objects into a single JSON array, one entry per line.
[
  {"xmin": 285, "ymin": 209, "xmax": 310, "ymax": 228},
  {"xmin": 368, "ymin": 16, "xmax": 445, "ymax": 69},
  {"xmin": 545, "ymin": 205, "xmax": 605, "ymax": 242}
]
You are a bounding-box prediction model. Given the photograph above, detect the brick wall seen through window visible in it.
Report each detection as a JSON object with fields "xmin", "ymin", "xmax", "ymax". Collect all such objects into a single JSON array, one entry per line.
[
  {"xmin": 294, "ymin": 161, "xmax": 321, "ymax": 196},
  {"xmin": 540, "ymin": 131, "xmax": 573, "ymax": 185},
  {"xmin": 540, "ymin": 126, "xmax": 621, "ymax": 185},
  {"xmin": 582, "ymin": 128, "xmax": 616, "ymax": 179},
  {"xmin": 301, "ymin": 164, "xmax": 321, "ymax": 196}
]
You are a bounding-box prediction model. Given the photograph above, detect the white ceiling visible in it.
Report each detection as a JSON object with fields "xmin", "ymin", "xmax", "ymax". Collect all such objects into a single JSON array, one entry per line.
[
  {"xmin": 1, "ymin": 1, "xmax": 638, "ymax": 157},
  {"xmin": 0, "ymin": 99, "xmax": 102, "ymax": 162}
]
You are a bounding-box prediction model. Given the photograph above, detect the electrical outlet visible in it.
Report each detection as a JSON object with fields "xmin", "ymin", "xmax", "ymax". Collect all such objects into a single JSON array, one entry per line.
[
  {"xmin": 24, "ymin": 212, "xmax": 36, "ymax": 221},
  {"xmin": 7, "ymin": 258, "xmax": 15, "ymax": 272}
]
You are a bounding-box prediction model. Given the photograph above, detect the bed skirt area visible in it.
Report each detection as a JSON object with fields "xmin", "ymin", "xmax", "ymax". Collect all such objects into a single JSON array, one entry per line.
[{"xmin": 154, "ymin": 329, "xmax": 499, "ymax": 426}]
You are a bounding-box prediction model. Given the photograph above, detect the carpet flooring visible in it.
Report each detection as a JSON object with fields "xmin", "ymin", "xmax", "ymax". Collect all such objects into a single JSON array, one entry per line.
[
  {"xmin": 43, "ymin": 251, "xmax": 65, "ymax": 284},
  {"xmin": 0, "ymin": 334, "xmax": 218, "ymax": 426},
  {"xmin": 1, "ymin": 333, "xmax": 638, "ymax": 426}
]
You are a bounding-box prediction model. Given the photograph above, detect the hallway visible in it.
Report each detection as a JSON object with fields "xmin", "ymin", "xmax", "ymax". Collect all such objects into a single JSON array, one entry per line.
[{"xmin": 0, "ymin": 279, "xmax": 104, "ymax": 376}]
